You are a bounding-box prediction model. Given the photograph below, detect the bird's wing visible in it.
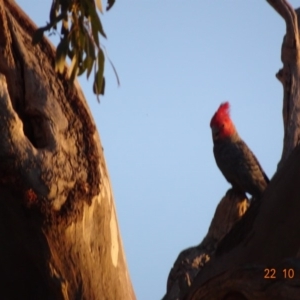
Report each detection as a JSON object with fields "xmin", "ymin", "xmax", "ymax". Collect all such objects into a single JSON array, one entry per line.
[{"xmin": 237, "ymin": 140, "xmax": 269, "ymax": 184}]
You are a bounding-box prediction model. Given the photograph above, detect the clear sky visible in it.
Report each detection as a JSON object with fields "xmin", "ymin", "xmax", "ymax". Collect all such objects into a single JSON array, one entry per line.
[{"xmin": 15, "ymin": 1, "xmax": 299, "ymax": 299}]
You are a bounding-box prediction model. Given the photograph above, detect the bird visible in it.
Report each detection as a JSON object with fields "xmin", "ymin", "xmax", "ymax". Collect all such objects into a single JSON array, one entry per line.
[{"xmin": 210, "ymin": 102, "xmax": 269, "ymax": 198}]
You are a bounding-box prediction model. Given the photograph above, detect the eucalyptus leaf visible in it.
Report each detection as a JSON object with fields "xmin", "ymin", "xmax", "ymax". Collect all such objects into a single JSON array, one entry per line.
[
  {"xmin": 55, "ymin": 36, "xmax": 69, "ymax": 73},
  {"xmin": 68, "ymin": 54, "xmax": 79, "ymax": 82},
  {"xmin": 106, "ymin": 0, "xmax": 115, "ymax": 11},
  {"xmin": 95, "ymin": 0, "xmax": 103, "ymax": 14},
  {"xmin": 93, "ymin": 49, "xmax": 105, "ymax": 95}
]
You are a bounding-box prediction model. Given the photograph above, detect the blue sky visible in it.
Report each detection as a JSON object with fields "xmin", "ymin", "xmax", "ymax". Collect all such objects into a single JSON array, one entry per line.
[{"xmin": 16, "ymin": 1, "xmax": 298, "ymax": 299}]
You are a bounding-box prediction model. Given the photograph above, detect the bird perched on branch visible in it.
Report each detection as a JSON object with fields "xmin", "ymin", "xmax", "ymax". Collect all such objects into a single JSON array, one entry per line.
[{"xmin": 210, "ymin": 102, "xmax": 269, "ymax": 198}]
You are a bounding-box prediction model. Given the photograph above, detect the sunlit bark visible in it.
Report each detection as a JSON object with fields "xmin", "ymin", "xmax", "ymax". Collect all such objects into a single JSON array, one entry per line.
[{"xmin": 0, "ymin": 1, "xmax": 135, "ymax": 299}]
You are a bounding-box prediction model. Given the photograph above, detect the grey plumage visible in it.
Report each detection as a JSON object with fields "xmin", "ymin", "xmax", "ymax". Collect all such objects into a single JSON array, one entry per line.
[{"xmin": 213, "ymin": 132, "xmax": 269, "ymax": 198}]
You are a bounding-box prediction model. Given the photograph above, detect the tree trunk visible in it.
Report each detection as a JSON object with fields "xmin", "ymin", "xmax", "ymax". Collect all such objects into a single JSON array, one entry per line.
[
  {"xmin": 0, "ymin": 1, "xmax": 135, "ymax": 299},
  {"xmin": 163, "ymin": 1, "xmax": 300, "ymax": 299}
]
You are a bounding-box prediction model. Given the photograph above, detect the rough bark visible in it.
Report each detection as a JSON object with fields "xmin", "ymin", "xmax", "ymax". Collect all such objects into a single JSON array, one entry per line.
[
  {"xmin": 163, "ymin": 1, "xmax": 300, "ymax": 299},
  {"xmin": 162, "ymin": 190, "xmax": 249, "ymax": 300},
  {"xmin": 271, "ymin": 0, "xmax": 300, "ymax": 169},
  {"xmin": 0, "ymin": 1, "xmax": 135, "ymax": 299},
  {"xmin": 186, "ymin": 142, "xmax": 300, "ymax": 299}
]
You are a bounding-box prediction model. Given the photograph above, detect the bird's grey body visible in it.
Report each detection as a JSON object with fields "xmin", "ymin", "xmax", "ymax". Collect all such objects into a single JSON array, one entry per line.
[{"xmin": 213, "ymin": 132, "xmax": 269, "ymax": 198}]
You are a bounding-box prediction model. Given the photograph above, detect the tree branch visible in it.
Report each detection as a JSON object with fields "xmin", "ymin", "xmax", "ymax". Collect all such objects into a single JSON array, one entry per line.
[
  {"xmin": 267, "ymin": 0, "xmax": 298, "ymax": 46},
  {"xmin": 163, "ymin": 190, "xmax": 249, "ymax": 300},
  {"xmin": 266, "ymin": 0, "xmax": 300, "ymax": 168},
  {"xmin": 186, "ymin": 143, "xmax": 300, "ymax": 299}
]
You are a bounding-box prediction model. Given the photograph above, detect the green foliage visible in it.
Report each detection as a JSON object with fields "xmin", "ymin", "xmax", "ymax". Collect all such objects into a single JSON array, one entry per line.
[
  {"xmin": 93, "ymin": 48, "xmax": 105, "ymax": 102},
  {"xmin": 32, "ymin": 0, "xmax": 117, "ymax": 99}
]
